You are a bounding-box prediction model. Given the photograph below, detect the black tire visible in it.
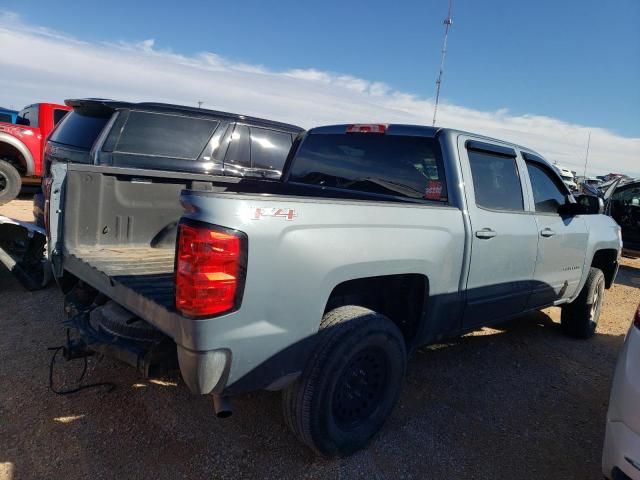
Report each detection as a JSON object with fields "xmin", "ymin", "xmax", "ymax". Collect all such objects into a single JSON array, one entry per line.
[
  {"xmin": 282, "ymin": 305, "xmax": 406, "ymax": 457},
  {"xmin": 0, "ymin": 159, "xmax": 21, "ymax": 205},
  {"xmin": 93, "ymin": 301, "xmax": 162, "ymax": 342},
  {"xmin": 561, "ymin": 267, "xmax": 605, "ymax": 339}
]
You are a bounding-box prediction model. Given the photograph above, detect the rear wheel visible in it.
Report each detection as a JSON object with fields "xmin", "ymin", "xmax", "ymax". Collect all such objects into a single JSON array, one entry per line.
[
  {"xmin": 282, "ymin": 305, "xmax": 406, "ymax": 457},
  {"xmin": 561, "ymin": 267, "xmax": 605, "ymax": 339},
  {"xmin": 0, "ymin": 159, "xmax": 21, "ymax": 205}
]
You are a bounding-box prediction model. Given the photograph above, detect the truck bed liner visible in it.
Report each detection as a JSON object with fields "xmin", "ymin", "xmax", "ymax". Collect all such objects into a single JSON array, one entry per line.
[{"xmin": 66, "ymin": 246, "xmax": 175, "ymax": 308}]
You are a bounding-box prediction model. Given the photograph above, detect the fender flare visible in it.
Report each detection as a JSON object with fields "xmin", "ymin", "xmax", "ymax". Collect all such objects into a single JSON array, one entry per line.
[{"xmin": 0, "ymin": 132, "xmax": 35, "ymax": 175}]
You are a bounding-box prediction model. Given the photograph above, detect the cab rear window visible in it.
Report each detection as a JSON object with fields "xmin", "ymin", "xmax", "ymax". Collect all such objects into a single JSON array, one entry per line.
[
  {"xmin": 288, "ymin": 133, "xmax": 447, "ymax": 202},
  {"xmin": 49, "ymin": 110, "xmax": 111, "ymax": 150}
]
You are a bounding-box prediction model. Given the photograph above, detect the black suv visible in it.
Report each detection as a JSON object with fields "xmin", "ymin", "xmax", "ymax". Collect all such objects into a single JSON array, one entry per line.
[{"xmin": 35, "ymin": 99, "xmax": 304, "ymax": 224}]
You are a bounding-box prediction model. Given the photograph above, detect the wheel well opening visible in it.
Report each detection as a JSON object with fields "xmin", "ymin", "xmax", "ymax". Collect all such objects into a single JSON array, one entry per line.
[
  {"xmin": 325, "ymin": 274, "xmax": 428, "ymax": 347},
  {"xmin": 591, "ymin": 249, "xmax": 618, "ymax": 288},
  {"xmin": 0, "ymin": 142, "xmax": 27, "ymax": 175}
]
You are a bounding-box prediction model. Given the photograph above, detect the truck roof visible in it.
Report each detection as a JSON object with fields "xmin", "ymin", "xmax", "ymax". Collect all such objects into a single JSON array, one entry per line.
[
  {"xmin": 308, "ymin": 124, "xmax": 546, "ymax": 159},
  {"xmin": 65, "ymin": 98, "xmax": 304, "ymax": 133}
]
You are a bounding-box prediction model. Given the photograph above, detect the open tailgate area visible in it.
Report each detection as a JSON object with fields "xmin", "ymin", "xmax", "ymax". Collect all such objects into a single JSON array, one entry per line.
[
  {"xmin": 65, "ymin": 246, "xmax": 175, "ymax": 309},
  {"xmin": 57, "ymin": 164, "xmax": 236, "ymax": 317}
]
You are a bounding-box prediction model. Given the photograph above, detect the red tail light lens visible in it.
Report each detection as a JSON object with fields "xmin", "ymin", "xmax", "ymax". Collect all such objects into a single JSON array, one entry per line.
[
  {"xmin": 346, "ymin": 124, "xmax": 387, "ymax": 134},
  {"xmin": 175, "ymin": 222, "xmax": 246, "ymax": 317},
  {"xmin": 634, "ymin": 304, "xmax": 640, "ymax": 329}
]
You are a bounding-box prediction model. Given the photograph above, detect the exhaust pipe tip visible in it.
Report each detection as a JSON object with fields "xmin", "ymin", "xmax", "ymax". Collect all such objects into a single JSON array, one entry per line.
[{"xmin": 212, "ymin": 394, "xmax": 232, "ymax": 418}]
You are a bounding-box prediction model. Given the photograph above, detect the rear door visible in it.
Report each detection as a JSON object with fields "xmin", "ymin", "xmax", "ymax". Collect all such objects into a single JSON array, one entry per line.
[
  {"xmin": 460, "ymin": 138, "xmax": 539, "ymax": 327},
  {"xmin": 522, "ymin": 155, "xmax": 588, "ymax": 306}
]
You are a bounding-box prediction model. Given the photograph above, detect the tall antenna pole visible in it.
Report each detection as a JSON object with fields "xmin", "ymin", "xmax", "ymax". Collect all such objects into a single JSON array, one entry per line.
[
  {"xmin": 582, "ymin": 131, "xmax": 591, "ymax": 178},
  {"xmin": 432, "ymin": 0, "xmax": 454, "ymax": 126}
]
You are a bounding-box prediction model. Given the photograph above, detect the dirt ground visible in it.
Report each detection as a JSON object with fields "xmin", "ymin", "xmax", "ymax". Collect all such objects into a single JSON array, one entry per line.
[{"xmin": 1, "ymin": 198, "xmax": 639, "ymax": 480}]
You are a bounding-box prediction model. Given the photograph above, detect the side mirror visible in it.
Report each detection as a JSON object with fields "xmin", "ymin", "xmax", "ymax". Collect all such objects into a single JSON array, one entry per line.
[
  {"xmin": 558, "ymin": 195, "xmax": 579, "ymax": 216},
  {"xmin": 573, "ymin": 194, "xmax": 604, "ymax": 215}
]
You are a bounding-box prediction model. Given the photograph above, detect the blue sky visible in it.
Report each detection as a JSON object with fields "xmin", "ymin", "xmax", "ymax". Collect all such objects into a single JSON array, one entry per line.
[{"xmin": 3, "ymin": 0, "xmax": 639, "ymax": 137}]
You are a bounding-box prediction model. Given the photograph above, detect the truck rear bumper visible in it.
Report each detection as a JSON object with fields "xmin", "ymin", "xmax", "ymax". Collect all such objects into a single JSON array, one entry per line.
[
  {"xmin": 61, "ymin": 250, "xmax": 307, "ymax": 396},
  {"xmin": 176, "ymin": 346, "xmax": 231, "ymax": 394}
]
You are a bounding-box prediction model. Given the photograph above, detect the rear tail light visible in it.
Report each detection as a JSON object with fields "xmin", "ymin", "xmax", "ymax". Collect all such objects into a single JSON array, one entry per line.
[
  {"xmin": 175, "ymin": 221, "xmax": 247, "ymax": 317},
  {"xmin": 346, "ymin": 124, "xmax": 387, "ymax": 134},
  {"xmin": 634, "ymin": 304, "xmax": 640, "ymax": 329}
]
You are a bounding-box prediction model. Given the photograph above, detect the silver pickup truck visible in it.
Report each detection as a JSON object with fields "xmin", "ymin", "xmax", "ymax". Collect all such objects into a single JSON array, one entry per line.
[{"xmin": 49, "ymin": 122, "xmax": 621, "ymax": 457}]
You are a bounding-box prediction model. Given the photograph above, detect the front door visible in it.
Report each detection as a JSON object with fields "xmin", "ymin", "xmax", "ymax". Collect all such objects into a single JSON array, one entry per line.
[
  {"xmin": 523, "ymin": 158, "xmax": 589, "ymax": 306},
  {"xmin": 460, "ymin": 139, "xmax": 539, "ymax": 328}
]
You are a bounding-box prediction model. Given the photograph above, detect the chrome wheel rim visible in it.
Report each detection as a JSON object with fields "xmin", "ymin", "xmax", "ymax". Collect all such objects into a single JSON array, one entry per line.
[
  {"xmin": 0, "ymin": 171, "xmax": 7, "ymax": 193},
  {"xmin": 590, "ymin": 280, "xmax": 604, "ymax": 323}
]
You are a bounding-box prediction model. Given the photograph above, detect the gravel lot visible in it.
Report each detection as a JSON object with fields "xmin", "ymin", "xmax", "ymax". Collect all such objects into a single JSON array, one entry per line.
[{"xmin": 1, "ymin": 198, "xmax": 639, "ymax": 480}]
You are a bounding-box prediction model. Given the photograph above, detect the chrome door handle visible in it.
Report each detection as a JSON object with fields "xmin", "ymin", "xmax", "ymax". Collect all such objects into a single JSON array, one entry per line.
[
  {"xmin": 540, "ymin": 228, "xmax": 556, "ymax": 238},
  {"xmin": 475, "ymin": 228, "xmax": 497, "ymax": 239}
]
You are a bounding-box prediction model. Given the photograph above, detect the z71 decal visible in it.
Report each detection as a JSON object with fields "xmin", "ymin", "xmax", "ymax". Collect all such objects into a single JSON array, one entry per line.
[{"xmin": 252, "ymin": 207, "xmax": 298, "ymax": 221}]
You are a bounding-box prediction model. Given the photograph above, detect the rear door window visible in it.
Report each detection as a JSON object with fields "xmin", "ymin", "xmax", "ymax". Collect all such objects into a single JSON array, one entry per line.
[
  {"xmin": 526, "ymin": 161, "xmax": 567, "ymax": 213},
  {"xmin": 249, "ymin": 127, "xmax": 293, "ymax": 171},
  {"xmin": 112, "ymin": 111, "xmax": 219, "ymax": 160},
  {"xmin": 467, "ymin": 150, "xmax": 524, "ymax": 211},
  {"xmin": 223, "ymin": 124, "xmax": 251, "ymax": 169},
  {"xmin": 49, "ymin": 110, "xmax": 111, "ymax": 150},
  {"xmin": 288, "ymin": 133, "xmax": 447, "ymax": 202}
]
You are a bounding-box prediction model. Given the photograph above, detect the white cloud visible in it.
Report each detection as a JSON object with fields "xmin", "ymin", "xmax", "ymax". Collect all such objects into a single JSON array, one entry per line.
[{"xmin": 0, "ymin": 11, "xmax": 637, "ymax": 177}]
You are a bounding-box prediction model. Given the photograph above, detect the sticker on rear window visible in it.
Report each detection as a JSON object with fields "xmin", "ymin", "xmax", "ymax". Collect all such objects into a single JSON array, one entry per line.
[{"xmin": 424, "ymin": 180, "xmax": 443, "ymax": 200}]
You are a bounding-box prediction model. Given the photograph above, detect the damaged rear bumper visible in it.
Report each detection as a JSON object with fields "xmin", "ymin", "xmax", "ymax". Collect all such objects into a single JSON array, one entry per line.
[
  {"xmin": 0, "ymin": 215, "xmax": 49, "ymax": 290},
  {"xmin": 64, "ymin": 303, "xmax": 231, "ymax": 394}
]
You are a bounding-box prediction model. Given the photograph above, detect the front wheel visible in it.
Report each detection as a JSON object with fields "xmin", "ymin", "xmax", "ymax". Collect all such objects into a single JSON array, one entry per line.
[
  {"xmin": 0, "ymin": 159, "xmax": 21, "ymax": 205},
  {"xmin": 282, "ymin": 306, "xmax": 407, "ymax": 457},
  {"xmin": 561, "ymin": 267, "xmax": 605, "ymax": 339}
]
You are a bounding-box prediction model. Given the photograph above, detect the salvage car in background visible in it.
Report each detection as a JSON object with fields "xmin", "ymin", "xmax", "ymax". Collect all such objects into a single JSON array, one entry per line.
[
  {"xmin": 555, "ymin": 164, "xmax": 578, "ymax": 192},
  {"xmin": 609, "ymin": 180, "xmax": 640, "ymax": 253},
  {"xmin": 582, "ymin": 178, "xmax": 640, "ymax": 254},
  {"xmin": 0, "ymin": 107, "xmax": 18, "ymax": 125},
  {"xmin": 603, "ymin": 303, "xmax": 640, "ymax": 480},
  {"xmin": 0, "ymin": 102, "xmax": 70, "ymax": 204}
]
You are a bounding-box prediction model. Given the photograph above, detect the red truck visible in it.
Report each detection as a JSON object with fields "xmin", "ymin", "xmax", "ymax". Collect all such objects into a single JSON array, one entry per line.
[{"xmin": 0, "ymin": 102, "xmax": 70, "ymax": 205}]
